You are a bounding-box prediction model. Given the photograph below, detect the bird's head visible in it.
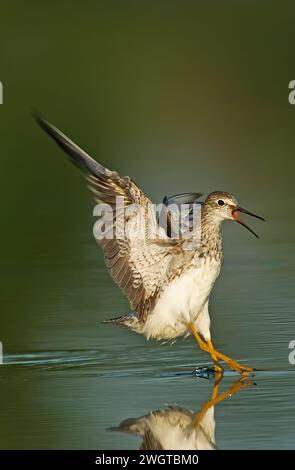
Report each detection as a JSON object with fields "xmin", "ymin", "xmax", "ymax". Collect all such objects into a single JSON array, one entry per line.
[{"xmin": 203, "ymin": 191, "xmax": 265, "ymax": 238}]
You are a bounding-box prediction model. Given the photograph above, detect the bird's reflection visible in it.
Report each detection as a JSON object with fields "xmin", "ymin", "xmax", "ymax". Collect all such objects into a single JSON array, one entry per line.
[{"xmin": 112, "ymin": 376, "xmax": 254, "ymax": 450}]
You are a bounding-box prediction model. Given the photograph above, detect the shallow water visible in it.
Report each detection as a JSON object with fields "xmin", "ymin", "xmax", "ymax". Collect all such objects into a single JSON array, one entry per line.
[{"xmin": 1, "ymin": 348, "xmax": 295, "ymax": 449}]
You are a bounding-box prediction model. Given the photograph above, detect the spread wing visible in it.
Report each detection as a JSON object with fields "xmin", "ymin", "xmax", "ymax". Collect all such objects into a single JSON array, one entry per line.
[
  {"xmin": 159, "ymin": 192, "xmax": 203, "ymax": 238},
  {"xmin": 36, "ymin": 115, "xmax": 189, "ymax": 320}
]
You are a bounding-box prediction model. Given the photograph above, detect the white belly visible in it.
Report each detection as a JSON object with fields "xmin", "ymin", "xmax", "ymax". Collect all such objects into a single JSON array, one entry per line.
[{"xmin": 142, "ymin": 259, "xmax": 221, "ymax": 340}]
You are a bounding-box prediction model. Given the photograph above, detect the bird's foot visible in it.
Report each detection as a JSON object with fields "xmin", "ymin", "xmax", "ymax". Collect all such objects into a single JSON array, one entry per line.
[
  {"xmin": 188, "ymin": 323, "xmax": 255, "ymax": 377},
  {"xmin": 222, "ymin": 357, "xmax": 255, "ymax": 376},
  {"xmin": 213, "ymin": 361, "xmax": 224, "ymax": 374},
  {"xmin": 195, "ymin": 376, "xmax": 255, "ymax": 430},
  {"xmin": 214, "ymin": 364, "xmax": 224, "ymax": 382},
  {"xmin": 207, "ymin": 342, "xmax": 255, "ymax": 376},
  {"xmin": 228, "ymin": 376, "xmax": 256, "ymax": 394}
]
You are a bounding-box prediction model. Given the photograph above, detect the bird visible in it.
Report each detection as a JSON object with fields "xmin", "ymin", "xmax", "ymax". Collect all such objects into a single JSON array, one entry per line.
[
  {"xmin": 36, "ymin": 114, "xmax": 265, "ymax": 376},
  {"xmin": 112, "ymin": 376, "xmax": 254, "ymax": 450}
]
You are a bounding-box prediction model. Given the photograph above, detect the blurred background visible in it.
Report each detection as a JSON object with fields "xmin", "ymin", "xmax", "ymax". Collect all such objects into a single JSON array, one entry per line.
[{"xmin": 0, "ymin": 0, "xmax": 295, "ymax": 449}]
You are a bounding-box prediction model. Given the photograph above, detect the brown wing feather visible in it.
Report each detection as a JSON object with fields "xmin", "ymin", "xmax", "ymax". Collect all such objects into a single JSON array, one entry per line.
[
  {"xmin": 36, "ymin": 115, "xmax": 187, "ymax": 321},
  {"xmin": 87, "ymin": 173, "xmax": 184, "ymax": 320}
]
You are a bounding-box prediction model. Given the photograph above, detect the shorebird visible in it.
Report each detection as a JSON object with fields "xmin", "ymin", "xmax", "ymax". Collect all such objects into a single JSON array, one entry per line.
[
  {"xmin": 36, "ymin": 115, "xmax": 264, "ymax": 376},
  {"xmin": 113, "ymin": 377, "xmax": 254, "ymax": 450}
]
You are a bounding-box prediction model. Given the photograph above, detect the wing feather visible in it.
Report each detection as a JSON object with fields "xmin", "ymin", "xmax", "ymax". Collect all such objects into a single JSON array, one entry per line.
[{"xmin": 36, "ymin": 115, "xmax": 189, "ymax": 320}]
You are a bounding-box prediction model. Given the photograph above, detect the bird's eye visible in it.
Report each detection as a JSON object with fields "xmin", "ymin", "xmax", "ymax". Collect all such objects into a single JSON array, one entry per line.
[{"xmin": 217, "ymin": 200, "xmax": 225, "ymax": 206}]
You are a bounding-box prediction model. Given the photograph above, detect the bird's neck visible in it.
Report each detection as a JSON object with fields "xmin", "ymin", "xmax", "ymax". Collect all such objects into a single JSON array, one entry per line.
[{"xmin": 199, "ymin": 206, "xmax": 223, "ymax": 261}]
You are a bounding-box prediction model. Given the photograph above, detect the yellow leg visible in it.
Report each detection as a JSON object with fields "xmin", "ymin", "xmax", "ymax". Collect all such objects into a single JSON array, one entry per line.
[
  {"xmin": 195, "ymin": 376, "xmax": 254, "ymax": 429},
  {"xmin": 188, "ymin": 322, "xmax": 223, "ymax": 377},
  {"xmin": 189, "ymin": 322, "xmax": 255, "ymax": 376},
  {"xmin": 207, "ymin": 339, "xmax": 255, "ymax": 375},
  {"xmin": 210, "ymin": 345, "xmax": 224, "ymax": 378},
  {"xmin": 211, "ymin": 372, "xmax": 223, "ymax": 399}
]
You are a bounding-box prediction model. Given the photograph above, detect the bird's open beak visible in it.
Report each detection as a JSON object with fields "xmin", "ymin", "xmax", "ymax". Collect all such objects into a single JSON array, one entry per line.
[{"xmin": 232, "ymin": 207, "xmax": 265, "ymax": 239}]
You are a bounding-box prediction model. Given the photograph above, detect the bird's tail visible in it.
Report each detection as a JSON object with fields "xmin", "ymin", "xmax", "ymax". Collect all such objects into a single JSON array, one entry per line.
[{"xmin": 103, "ymin": 313, "xmax": 142, "ymax": 332}]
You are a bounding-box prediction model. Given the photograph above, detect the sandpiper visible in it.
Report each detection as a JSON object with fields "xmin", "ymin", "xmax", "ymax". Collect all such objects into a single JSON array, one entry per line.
[
  {"xmin": 113, "ymin": 376, "xmax": 254, "ymax": 450},
  {"xmin": 36, "ymin": 115, "xmax": 264, "ymax": 376}
]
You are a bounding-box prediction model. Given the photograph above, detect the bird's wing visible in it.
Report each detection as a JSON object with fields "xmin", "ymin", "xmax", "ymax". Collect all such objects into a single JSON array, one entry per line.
[
  {"xmin": 36, "ymin": 115, "xmax": 188, "ymax": 321},
  {"xmin": 160, "ymin": 192, "xmax": 203, "ymax": 238}
]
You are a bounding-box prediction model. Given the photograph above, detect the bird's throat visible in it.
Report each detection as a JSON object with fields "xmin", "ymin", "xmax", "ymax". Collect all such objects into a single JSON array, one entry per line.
[{"xmin": 199, "ymin": 214, "xmax": 223, "ymax": 261}]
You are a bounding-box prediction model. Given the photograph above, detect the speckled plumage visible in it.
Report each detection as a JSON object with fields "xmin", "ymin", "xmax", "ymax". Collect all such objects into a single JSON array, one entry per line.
[
  {"xmin": 113, "ymin": 375, "xmax": 254, "ymax": 449},
  {"xmin": 36, "ymin": 115, "xmax": 264, "ymax": 349},
  {"xmin": 113, "ymin": 405, "xmax": 216, "ymax": 450}
]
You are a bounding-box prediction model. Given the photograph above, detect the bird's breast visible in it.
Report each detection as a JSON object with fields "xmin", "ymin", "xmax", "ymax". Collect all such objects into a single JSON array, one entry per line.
[
  {"xmin": 143, "ymin": 258, "xmax": 221, "ymax": 340},
  {"xmin": 187, "ymin": 258, "xmax": 221, "ymax": 310}
]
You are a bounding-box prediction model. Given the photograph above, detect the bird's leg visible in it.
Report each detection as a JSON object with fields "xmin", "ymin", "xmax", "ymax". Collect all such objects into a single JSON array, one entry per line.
[
  {"xmin": 195, "ymin": 374, "xmax": 221, "ymax": 429},
  {"xmin": 195, "ymin": 376, "xmax": 254, "ymax": 430},
  {"xmin": 210, "ymin": 347, "xmax": 224, "ymax": 378},
  {"xmin": 211, "ymin": 373, "xmax": 222, "ymax": 399},
  {"xmin": 207, "ymin": 340, "xmax": 255, "ymax": 375},
  {"xmin": 188, "ymin": 322, "xmax": 254, "ymax": 376},
  {"xmin": 188, "ymin": 322, "xmax": 223, "ymax": 377}
]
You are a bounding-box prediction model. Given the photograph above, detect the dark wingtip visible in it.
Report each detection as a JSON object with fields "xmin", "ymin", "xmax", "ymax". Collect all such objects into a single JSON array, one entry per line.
[
  {"xmin": 34, "ymin": 111, "xmax": 65, "ymax": 143},
  {"xmin": 32, "ymin": 109, "xmax": 48, "ymax": 130},
  {"xmin": 34, "ymin": 112, "xmax": 107, "ymax": 178},
  {"xmin": 32, "ymin": 108, "xmax": 42, "ymax": 122}
]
